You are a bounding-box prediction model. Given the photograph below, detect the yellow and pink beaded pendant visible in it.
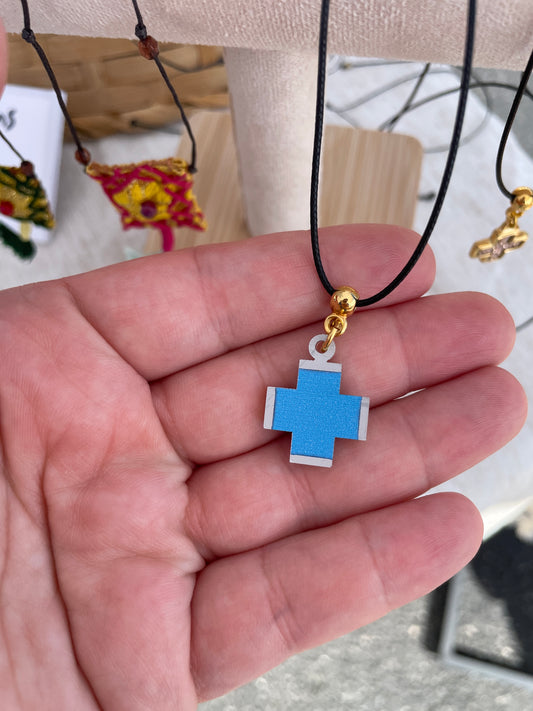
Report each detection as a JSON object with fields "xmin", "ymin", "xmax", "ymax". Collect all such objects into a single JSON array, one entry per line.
[
  {"xmin": 86, "ymin": 157, "xmax": 206, "ymax": 252},
  {"xmin": 19, "ymin": 0, "xmax": 207, "ymax": 254}
]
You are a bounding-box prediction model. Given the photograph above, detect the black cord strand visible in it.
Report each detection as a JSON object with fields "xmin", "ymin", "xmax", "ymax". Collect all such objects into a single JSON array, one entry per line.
[
  {"xmin": 495, "ymin": 46, "xmax": 533, "ymax": 200},
  {"xmin": 336, "ymin": 74, "xmax": 515, "ymax": 156},
  {"xmin": 0, "ymin": 128, "xmax": 26, "ymax": 162},
  {"xmin": 327, "ymin": 64, "xmax": 493, "ymax": 155},
  {"xmin": 395, "ymin": 78, "xmax": 492, "ymax": 155},
  {"xmin": 381, "ymin": 63, "xmax": 431, "ymax": 132},
  {"xmin": 310, "ymin": 0, "xmax": 333, "ymax": 293},
  {"xmin": 20, "ymin": 0, "xmax": 31, "ymax": 37},
  {"xmin": 131, "ymin": 0, "xmax": 148, "ymax": 40},
  {"xmin": 19, "ymin": 0, "xmax": 87, "ymax": 157},
  {"xmin": 131, "ymin": 0, "xmax": 197, "ymax": 172},
  {"xmin": 152, "ymin": 55, "xmax": 197, "ymax": 172},
  {"xmin": 339, "ymin": 59, "xmax": 410, "ymax": 71},
  {"xmin": 338, "ymin": 77, "xmax": 533, "ymax": 157},
  {"xmin": 18, "ymin": 0, "xmax": 198, "ymax": 172},
  {"xmin": 327, "ymin": 67, "xmax": 445, "ymax": 116},
  {"xmin": 389, "ymin": 71, "xmax": 493, "ymax": 155},
  {"xmin": 310, "ymin": 0, "xmax": 477, "ymax": 305},
  {"xmin": 327, "ymin": 57, "xmax": 533, "ymax": 334},
  {"xmin": 517, "ymin": 314, "xmax": 533, "ymax": 333}
]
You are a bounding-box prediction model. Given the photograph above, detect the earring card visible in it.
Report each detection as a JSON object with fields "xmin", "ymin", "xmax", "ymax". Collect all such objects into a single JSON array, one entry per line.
[{"xmin": 0, "ymin": 84, "xmax": 65, "ymax": 244}]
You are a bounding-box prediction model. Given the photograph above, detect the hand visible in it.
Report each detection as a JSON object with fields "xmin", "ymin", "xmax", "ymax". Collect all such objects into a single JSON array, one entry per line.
[{"xmin": 0, "ymin": 226, "xmax": 525, "ymax": 709}]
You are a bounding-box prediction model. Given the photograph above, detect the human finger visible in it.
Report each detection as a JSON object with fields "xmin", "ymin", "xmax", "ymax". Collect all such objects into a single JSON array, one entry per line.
[
  {"xmin": 63, "ymin": 225, "xmax": 435, "ymax": 381},
  {"xmin": 185, "ymin": 366, "xmax": 526, "ymax": 559},
  {"xmin": 190, "ymin": 493, "xmax": 482, "ymax": 700},
  {"xmin": 152, "ymin": 291, "xmax": 515, "ymax": 463}
]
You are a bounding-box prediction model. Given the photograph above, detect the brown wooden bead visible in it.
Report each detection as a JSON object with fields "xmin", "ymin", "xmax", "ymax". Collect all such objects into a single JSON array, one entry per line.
[
  {"xmin": 20, "ymin": 160, "xmax": 35, "ymax": 177},
  {"xmin": 138, "ymin": 36, "xmax": 159, "ymax": 60},
  {"xmin": 75, "ymin": 147, "xmax": 91, "ymax": 165}
]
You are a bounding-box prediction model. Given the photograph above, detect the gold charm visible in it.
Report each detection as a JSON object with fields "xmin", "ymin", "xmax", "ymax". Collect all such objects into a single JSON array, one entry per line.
[
  {"xmin": 470, "ymin": 187, "xmax": 533, "ymax": 262},
  {"xmin": 321, "ymin": 286, "xmax": 359, "ymax": 352}
]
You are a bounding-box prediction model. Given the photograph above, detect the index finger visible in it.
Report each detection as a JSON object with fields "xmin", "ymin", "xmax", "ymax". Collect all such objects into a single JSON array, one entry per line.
[{"xmin": 64, "ymin": 224, "xmax": 435, "ymax": 380}]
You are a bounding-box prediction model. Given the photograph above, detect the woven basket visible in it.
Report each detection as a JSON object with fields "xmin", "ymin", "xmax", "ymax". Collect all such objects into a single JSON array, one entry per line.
[{"xmin": 7, "ymin": 33, "xmax": 228, "ymax": 138}]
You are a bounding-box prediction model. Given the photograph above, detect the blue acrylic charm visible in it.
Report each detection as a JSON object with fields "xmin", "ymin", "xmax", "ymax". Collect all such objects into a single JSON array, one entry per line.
[{"xmin": 264, "ymin": 334, "xmax": 369, "ymax": 467}]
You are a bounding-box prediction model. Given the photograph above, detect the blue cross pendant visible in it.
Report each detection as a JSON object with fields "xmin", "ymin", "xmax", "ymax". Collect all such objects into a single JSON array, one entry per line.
[{"xmin": 264, "ymin": 334, "xmax": 369, "ymax": 467}]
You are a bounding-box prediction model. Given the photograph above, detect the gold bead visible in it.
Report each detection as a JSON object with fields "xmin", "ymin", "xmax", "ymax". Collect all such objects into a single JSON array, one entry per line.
[
  {"xmin": 512, "ymin": 187, "xmax": 533, "ymax": 211},
  {"xmin": 330, "ymin": 286, "xmax": 359, "ymax": 317}
]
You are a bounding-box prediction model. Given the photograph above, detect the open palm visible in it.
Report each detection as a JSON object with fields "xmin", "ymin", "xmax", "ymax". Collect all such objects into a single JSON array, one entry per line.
[{"xmin": 0, "ymin": 226, "xmax": 526, "ymax": 709}]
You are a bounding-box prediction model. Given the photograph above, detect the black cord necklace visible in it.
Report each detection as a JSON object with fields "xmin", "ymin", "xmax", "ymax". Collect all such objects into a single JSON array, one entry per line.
[
  {"xmin": 311, "ymin": 0, "xmax": 476, "ymax": 305},
  {"xmin": 470, "ymin": 47, "xmax": 533, "ymax": 262},
  {"xmin": 495, "ymin": 48, "xmax": 533, "ymax": 201},
  {"xmin": 17, "ymin": 0, "xmax": 205, "ymax": 253},
  {"xmin": 327, "ymin": 63, "xmax": 500, "ymax": 155},
  {"xmin": 264, "ymin": 0, "xmax": 477, "ymax": 468}
]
